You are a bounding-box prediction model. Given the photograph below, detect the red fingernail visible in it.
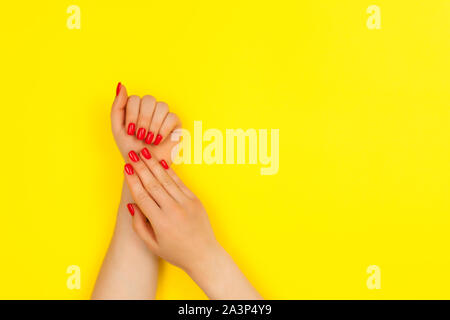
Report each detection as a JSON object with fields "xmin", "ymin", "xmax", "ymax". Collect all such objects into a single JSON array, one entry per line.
[
  {"xmin": 116, "ymin": 82, "xmax": 121, "ymax": 96},
  {"xmin": 124, "ymin": 164, "xmax": 134, "ymax": 175},
  {"xmin": 128, "ymin": 150, "xmax": 139, "ymax": 162},
  {"xmin": 145, "ymin": 131, "xmax": 154, "ymax": 144},
  {"xmin": 141, "ymin": 147, "xmax": 152, "ymax": 159},
  {"xmin": 153, "ymin": 134, "xmax": 162, "ymax": 145},
  {"xmin": 137, "ymin": 128, "xmax": 146, "ymax": 140},
  {"xmin": 127, "ymin": 203, "xmax": 135, "ymax": 216},
  {"xmin": 160, "ymin": 160, "xmax": 169, "ymax": 169},
  {"xmin": 127, "ymin": 123, "xmax": 136, "ymax": 135}
]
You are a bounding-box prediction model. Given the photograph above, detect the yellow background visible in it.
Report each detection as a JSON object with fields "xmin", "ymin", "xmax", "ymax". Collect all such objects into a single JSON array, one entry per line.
[{"xmin": 1, "ymin": 0, "xmax": 449, "ymax": 299}]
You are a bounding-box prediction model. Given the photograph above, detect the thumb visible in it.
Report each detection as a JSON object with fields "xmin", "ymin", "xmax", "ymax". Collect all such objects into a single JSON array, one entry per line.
[
  {"xmin": 127, "ymin": 203, "xmax": 159, "ymax": 254},
  {"xmin": 111, "ymin": 82, "xmax": 129, "ymax": 132}
]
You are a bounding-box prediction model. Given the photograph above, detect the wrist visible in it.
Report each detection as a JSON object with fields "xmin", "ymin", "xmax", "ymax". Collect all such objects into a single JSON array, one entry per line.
[
  {"xmin": 112, "ymin": 180, "xmax": 136, "ymax": 236},
  {"xmin": 185, "ymin": 243, "xmax": 232, "ymax": 293}
]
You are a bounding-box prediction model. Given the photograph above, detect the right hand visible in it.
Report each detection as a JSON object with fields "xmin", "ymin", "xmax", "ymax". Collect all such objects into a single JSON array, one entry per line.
[{"xmin": 123, "ymin": 147, "xmax": 222, "ymax": 274}]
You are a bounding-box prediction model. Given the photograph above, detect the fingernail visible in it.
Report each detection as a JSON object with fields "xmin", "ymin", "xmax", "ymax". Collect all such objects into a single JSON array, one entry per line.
[
  {"xmin": 160, "ymin": 160, "xmax": 169, "ymax": 169},
  {"xmin": 124, "ymin": 163, "xmax": 134, "ymax": 175},
  {"xmin": 127, "ymin": 123, "xmax": 136, "ymax": 135},
  {"xmin": 137, "ymin": 128, "xmax": 146, "ymax": 140},
  {"xmin": 153, "ymin": 134, "xmax": 162, "ymax": 145},
  {"xmin": 127, "ymin": 203, "xmax": 135, "ymax": 216},
  {"xmin": 116, "ymin": 82, "xmax": 121, "ymax": 96},
  {"xmin": 145, "ymin": 131, "xmax": 154, "ymax": 144},
  {"xmin": 128, "ymin": 150, "xmax": 139, "ymax": 162},
  {"xmin": 141, "ymin": 147, "xmax": 152, "ymax": 159}
]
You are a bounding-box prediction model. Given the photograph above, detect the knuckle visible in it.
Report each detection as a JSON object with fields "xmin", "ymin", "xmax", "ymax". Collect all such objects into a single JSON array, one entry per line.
[
  {"xmin": 142, "ymin": 95, "xmax": 156, "ymax": 104},
  {"xmin": 166, "ymin": 113, "xmax": 182, "ymax": 129},
  {"xmin": 146, "ymin": 180, "xmax": 163, "ymax": 194},
  {"xmin": 174, "ymin": 114, "xmax": 182, "ymax": 126},
  {"xmin": 171, "ymin": 113, "xmax": 180, "ymax": 122},
  {"xmin": 179, "ymin": 197, "xmax": 191, "ymax": 207},
  {"xmin": 174, "ymin": 203, "xmax": 185, "ymax": 214},
  {"xmin": 128, "ymin": 95, "xmax": 140, "ymax": 102},
  {"xmin": 138, "ymin": 113, "xmax": 151, "ymax": 123},
  {"xmin": 157, "ymin": 101, "xmax": 169, "ymax": 113},
  {"xmin": 135, "ymin": 190, "xmax": 148, "ymax": 204},
  {"xmin": 133, "ymin": 161, "xmax": 145, "ymax": 171},
  {"xmin": 160, "ymin": 176, "xmax": 173, "ymax": 189},
  {"xmin": 190, "ymin": 197, "xmax": 203, "ymax": 209},
  {"xmin": 167, "ymin": 202, "xmax": 182, "ymax": 214},
  {"xmin": 167, "ymin": 113, "xmax": 179, "ymax": 125},
  {"xmin": 148, "ymin": 159, "xmax": 160, "ymax": 171}
]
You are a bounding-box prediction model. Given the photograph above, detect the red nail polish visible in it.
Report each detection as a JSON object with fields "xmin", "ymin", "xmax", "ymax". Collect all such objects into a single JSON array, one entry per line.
[
  {"xmin": 153, "ymin": 134, "xmax": 162, "ymax": 145},
  {"xmin": 127, "ymin": 123, "xmax": 136, "ymax": 135},
  {"xmin": 160, "ymin": 160, "xmax": 169, "ymax": 169},
  {"xmin": 128, "ymin": 150, "xmax": 139, "ymax": 162},
  {"xmin": 127, "ymin": 203, "xmax": 135, "ymax": 216},
  {"xmin": 116, "ymin": 82, "xmax": 121, "ymax": 96},
  {"xmin": 141, "ymin": 147, "xmax": 152, "ymax": 159},
  {"xmin": 137, "ymin": 128, "xmax": 146, "ymax": 140},
  {"xmin": 124, "ymin": 163, "xmax": 134, "ymax": 175},
  {"xmin": 145, "ymin": 131, "xmax": 154, "ymax": 144}
]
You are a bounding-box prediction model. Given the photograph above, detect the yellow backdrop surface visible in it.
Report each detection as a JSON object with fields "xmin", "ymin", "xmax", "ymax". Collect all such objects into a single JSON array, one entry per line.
[{"xmin": 0, "ymin": 1, "xmax": 449, "ymax": 299}]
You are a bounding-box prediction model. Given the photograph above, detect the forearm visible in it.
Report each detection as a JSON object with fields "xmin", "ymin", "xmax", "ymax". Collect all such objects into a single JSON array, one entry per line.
[
  {"xmin": 187, "ymin": 245, "xmax": 262, "ymax": 300},
  {"xmin": 91, "ymin": 180, "xmax": 159, "ymax": 299}
]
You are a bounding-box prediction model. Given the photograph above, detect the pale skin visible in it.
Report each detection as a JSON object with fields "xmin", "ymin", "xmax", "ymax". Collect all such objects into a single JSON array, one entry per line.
[
  {"xmin": 92, "ymin": 83, "xmax": 180, "ymax": 299},
  {"xmin": 92, "ymin": 83, "xmax": 261, "ymax": 300}
]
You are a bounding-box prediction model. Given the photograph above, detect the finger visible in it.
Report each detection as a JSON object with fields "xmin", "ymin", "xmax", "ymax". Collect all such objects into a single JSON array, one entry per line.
[
  {"xmin": 138, "ymin": 147, "xmax": 187, "ymax": 204},
  {"xmin": 127, "ymin": 151, "xmax": 176, "ymax": 209},
  {"xmin": 124, "ymin": 163, "xmax": 162, "ymax": 224},
  {"xmin": 110, "ymin": 82, "xmax": 129, "ymax": 133},
  {"xmin": 130, "ymin": 203, "xmax": 159, "ymax": 254},
  {"xmin": 149, "ymin": 101, "xmax": 169, "ymax": 145},
  {"xmin": 136, "ymin": 95, "xmax": 156, "ymax": 141},
  {"xmin": 165, "ymin": 166, "xmax": 197, "ymax": 200},
  {"xmin": 158, "ymin": 113, "xmax": 182, "ymax": 145},
  {"xmin": 125, "ymin": 95, "xmax": 140, "ymax": 136},
  {"xmin": 157, "ymin": 128, "xmax": 183, "ymax": 164}
]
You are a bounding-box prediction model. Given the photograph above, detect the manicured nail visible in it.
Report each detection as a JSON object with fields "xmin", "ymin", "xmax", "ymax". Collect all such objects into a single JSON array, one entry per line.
[
  {"xmin": 137, "ymin": 128, "xmax": 146, "ymax": 140},
  {"xmin": 127, "ymin": 203, "xmax": 135, "ymax": 216},
  {"xmin": 124, "ymin": 164, "xmax": 134, "ymax": 175},
  {"xmin": 128, "ymin": 150, "xmax": 139, "ymax": 162},
  {"xmin": 116, "ymin": 82, "xmax": 121, "ymax": 96},
  {"xmin": 141, "ymin": 147, "xmax": 152, "ymax": 159},
  {"xmin": 127, "ymin": 123, "xmax": 136, "ymax": 135},
  {"xmin": 160, "ymin": 160, "xmax": 169, "ymax": 169},
  {"xmin": 145, "ymin": 131, "xmax": 154, "ymax": 144},
  {"xmin": 153, "ymin": 134, "xmax": 162, "ymax": 145}
]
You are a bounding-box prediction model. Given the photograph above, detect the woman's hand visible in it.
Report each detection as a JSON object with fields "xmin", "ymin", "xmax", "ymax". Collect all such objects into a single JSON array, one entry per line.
[
  {"xmin": 124, "ymin": 148, "xmax": 219, "ymax": 273},
  {"xmin": 107, "ymin": 82, "xmax": 183, "ymax": 284},
  {"xmin": 111, "ymin": 83, "xmax": 181, "ymax": 164},
  {"xmin": 93, "ymin": 82, "xmax": 182, "ymax": 300},
  {"xmin": 124, "ymin": 149, "xmax": 262, "ymax": 299}
]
